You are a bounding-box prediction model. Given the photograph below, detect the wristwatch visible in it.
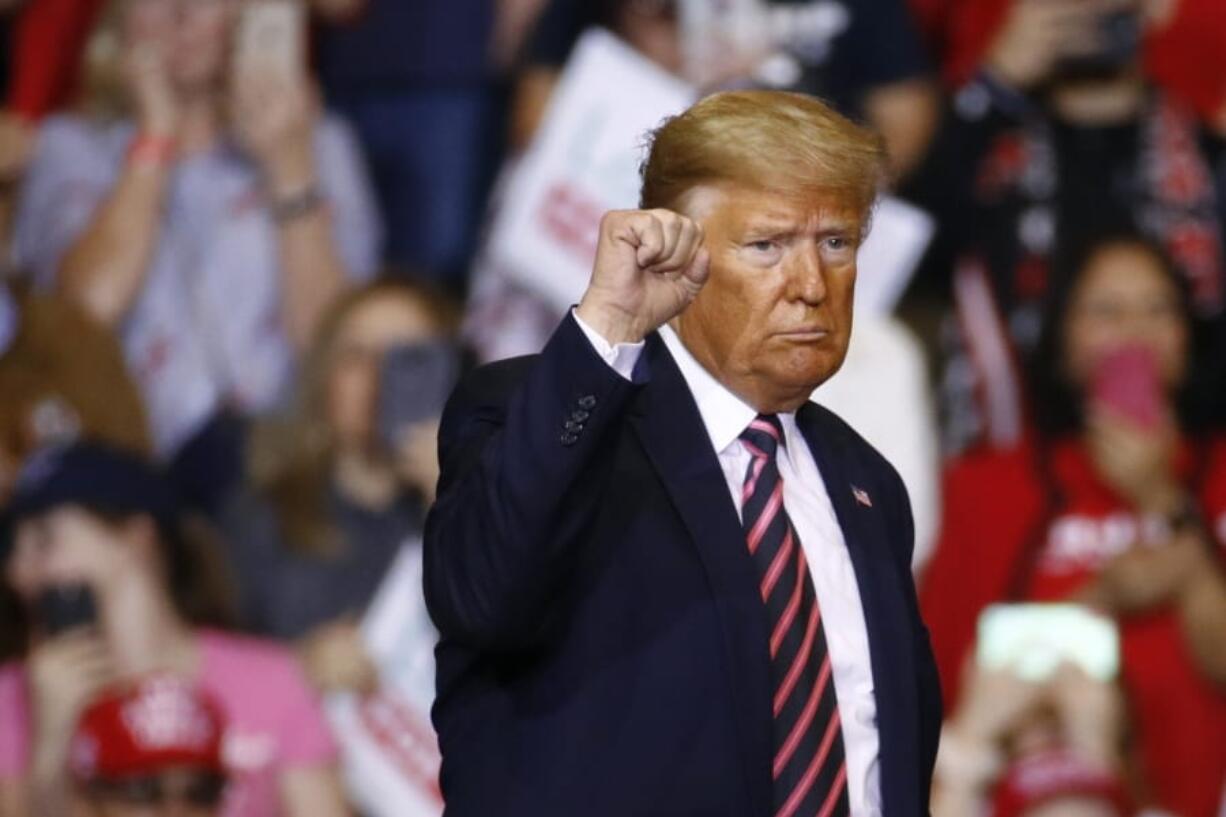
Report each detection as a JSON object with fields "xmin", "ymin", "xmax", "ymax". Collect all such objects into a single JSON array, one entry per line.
[{"xmin": 269, "ymin": 184, "xmax": 325, "ymax": 224}]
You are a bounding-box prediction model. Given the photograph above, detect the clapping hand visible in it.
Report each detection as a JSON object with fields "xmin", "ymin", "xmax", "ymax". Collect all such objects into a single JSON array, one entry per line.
[
  {"xmin": 125, "ymin": 37, "xmax": 179, "ymax": 139},
  {"xmin": 230, "ymin": 65, "xmax": 318, "ymax": 197}
]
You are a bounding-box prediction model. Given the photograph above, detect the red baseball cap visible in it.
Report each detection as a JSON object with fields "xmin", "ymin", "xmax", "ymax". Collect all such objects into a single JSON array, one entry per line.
[
  {"xmin": 992, "ymin": 749, "xmax": 1131, "ymax": 817},
  {"xmin": 69, "ymin": 676, "xmax": 226, "ymax": 781}
]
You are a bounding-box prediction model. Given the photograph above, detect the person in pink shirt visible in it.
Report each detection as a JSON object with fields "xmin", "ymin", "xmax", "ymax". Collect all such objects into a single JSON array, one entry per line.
[{"xmin": 0, "ymin": 441, "xmax": 348, "ymax": 817}]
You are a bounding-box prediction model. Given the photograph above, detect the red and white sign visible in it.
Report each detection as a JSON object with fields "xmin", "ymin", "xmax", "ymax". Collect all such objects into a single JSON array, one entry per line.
[
  {"xmin": 326, "ymin": 542, "xmax": 443, "ymax": 817},
  {"xmin": 487, "ymin": 29, "xmax": 697, "ymax": 311}
]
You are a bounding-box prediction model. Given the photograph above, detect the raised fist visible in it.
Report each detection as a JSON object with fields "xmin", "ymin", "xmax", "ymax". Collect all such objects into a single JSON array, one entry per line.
[{"xmin": 576, "ymin": 209, "xmax": 710, "ymax": 345}]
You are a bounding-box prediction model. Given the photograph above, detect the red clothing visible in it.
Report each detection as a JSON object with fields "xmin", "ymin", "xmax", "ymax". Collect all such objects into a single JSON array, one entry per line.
[
  {"xmin": 7, "ymin": 0, "xmax": 105, "ymax": 119},
  {"xmin": 906, "ymin": 0, "xmax": 1226, "ymax": 121},
  {"xmin": 920, "ymin": 435, "xmax": 1226, "ymax": 817}
]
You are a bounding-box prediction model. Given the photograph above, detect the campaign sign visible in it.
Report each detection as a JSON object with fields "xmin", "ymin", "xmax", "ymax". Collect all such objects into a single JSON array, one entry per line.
[
  {"xmin": 487, "ymin": 29, "xmax": 697, "ymax": 311},
  {"xmin": 326, "ymin": 541, "xmax": 443, "ymax": 817}
]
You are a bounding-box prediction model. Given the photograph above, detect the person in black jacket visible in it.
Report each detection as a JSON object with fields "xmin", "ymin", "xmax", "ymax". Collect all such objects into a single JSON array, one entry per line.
[{"xmin": 425, "ymin": 89, "xmax": 941, "ymax": 817}]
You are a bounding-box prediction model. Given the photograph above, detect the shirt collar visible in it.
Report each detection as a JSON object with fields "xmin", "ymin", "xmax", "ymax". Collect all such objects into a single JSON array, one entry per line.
[{"xmin": 659, "ymin": 325, "xmax": 802, "ymax": 455}]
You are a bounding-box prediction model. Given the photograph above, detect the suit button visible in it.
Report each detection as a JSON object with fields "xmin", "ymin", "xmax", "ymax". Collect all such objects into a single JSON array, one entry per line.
[
  {"xmin": 560, "ymin": 432, "xmax": 579, "ymax": 446},
  {"xmin": 570, "ymin": 410, "xmax": 590, "ymax": 422},
  {"xmin": 564, "ymin": 420, "xmax": 584, "ymax": 432},
  {"xmin": 578, "ymin": 395, "xmax": 597, "ymax": 410}
]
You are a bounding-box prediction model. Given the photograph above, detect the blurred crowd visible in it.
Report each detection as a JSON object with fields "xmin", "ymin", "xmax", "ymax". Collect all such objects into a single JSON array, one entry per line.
[{"xmin": 0, "ymin": 0, "xmax": 1223, "ymax": 816}]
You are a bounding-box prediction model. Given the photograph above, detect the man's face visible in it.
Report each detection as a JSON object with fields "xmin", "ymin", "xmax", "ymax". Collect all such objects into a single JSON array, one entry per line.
[{"xmin": 674, "ymin": 184, "xmax": 863, "ymax": 412}]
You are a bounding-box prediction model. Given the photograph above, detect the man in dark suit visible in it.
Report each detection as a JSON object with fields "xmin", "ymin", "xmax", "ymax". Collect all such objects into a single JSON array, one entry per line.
[{"xmin": 424, "ymin": 90, "xmax": 942, "ymax": 817}]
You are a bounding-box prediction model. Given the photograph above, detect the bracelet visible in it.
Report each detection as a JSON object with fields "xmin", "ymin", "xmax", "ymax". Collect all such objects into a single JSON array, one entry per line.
[
  {"xmin": 127, "ymin": 133, "xmax": 176, "ymax": 169},
  {"xmin": 269, "ymin": 183, "xmax": 325, "ymax": 224}
]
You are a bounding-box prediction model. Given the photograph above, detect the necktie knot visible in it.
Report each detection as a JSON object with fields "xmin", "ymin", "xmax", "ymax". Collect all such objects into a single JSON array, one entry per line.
[{"xmin": 740, "ymin": 414, "xmax": 784, "ymax": 459}]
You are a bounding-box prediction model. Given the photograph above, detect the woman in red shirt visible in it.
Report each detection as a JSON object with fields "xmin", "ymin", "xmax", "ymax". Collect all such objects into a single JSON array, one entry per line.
[{"xmin": 921, "ymin": 233, "xmax": 1226, "ymax": 816}]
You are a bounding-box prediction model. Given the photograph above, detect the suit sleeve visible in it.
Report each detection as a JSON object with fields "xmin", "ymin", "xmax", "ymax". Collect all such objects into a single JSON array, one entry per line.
[
  {"xmin": 888, "ymin": 469, "xmax": 942, "ymax": 812},
  {"xmin": 423, "ymin": 313, "xmax": 646, "ymax": 650}
]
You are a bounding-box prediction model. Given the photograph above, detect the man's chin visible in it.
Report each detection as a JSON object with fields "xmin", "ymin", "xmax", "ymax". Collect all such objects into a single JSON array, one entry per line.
[
  {"xmin": 780, "ymin": 345, "xmax": 847, "ymax": 382},
  {"xmin": 762, "ymin": 361, "xmax": 845, "ymax": 403}
]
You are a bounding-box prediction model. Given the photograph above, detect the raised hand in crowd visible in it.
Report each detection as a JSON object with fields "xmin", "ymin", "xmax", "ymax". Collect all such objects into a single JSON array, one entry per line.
[
  {"xmin": 394, "ymin": 419, "xmax": 442, "ymax": 506},
  {"xmin": 25, "ymin": 629, "xmax": 116, "ymax": 815},
  {"xmin": 1074, "ymin": 386, "xmax": 1226, "ymax": 683},
  {"xmin": 984, "ymin": 0, "xmax": 1131, "ymax": 90},
  {"xmin": 1048, "ymin": 662, "xmax": 1124, "ymax": 765},
  {"xmin": 230, "ymin": 64, "xmax": 319, "ymax": 208},
  {"xmin": 54, "ymin": 3, "xmax": 185, "ymax": 327},
  {"xmin": 933, "ymin": 659, "xmax": 1126, "ymax": 817},
  {"xmin": 1076, "ymin": 519, "xmax": 1226, "ymax": 683},
  {"xmin": 124, "ymin": 34, "xmax": 179, "ymax": 141},
  {"xmin": 299, "ymin": 617, "xmax": 378, "ymax": 696},
  {"xmin": 944, "ymin": 661, "xmax": 1046, "ymax": 751},
  {"xmin": 230, "ymin": 59, "xmax": 352, "ymax": 351}
]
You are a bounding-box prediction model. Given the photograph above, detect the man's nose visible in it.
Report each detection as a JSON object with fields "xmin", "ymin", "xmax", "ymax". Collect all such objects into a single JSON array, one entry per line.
[{"xmin": 786, "ymin": 243, "xmax": 828, "ymax": 305}]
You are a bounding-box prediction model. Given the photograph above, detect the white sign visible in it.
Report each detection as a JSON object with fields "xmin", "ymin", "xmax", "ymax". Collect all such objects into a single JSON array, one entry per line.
[
  {"xmin": 486, "ymin": 26, "xmax": 933, "ymax": 320},
  {"xmin": 855, "ymin": 195, "xmax": 935, "ymax": 317},
  {"xmin": 326, "ymin": 541, "xmax": 443, "ymax": 817},
  {"xmin": 487, "ymin": 29, "xmax": 697, "ymax": 311}
]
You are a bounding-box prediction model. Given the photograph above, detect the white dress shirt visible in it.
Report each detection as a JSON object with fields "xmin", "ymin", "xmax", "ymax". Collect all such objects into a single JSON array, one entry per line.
[{"xmin": 573, "ymin": 312, "xmax": 882, "ymax": 816}]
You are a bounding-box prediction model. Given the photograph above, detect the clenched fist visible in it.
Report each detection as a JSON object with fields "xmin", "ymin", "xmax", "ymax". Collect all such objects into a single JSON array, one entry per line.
[{"xmin": 576, "ymin": 209, "xmax": 710, "ymax": 345}]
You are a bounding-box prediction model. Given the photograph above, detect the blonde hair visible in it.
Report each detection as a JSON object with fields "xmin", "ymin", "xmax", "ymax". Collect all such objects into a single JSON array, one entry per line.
[{"xmin": 640, "ymin": 90, "xmax": 888, "ymax": 223}]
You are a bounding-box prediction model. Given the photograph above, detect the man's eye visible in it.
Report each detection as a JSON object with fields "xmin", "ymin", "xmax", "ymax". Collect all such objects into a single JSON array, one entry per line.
[
  {"xmin": 824, "ymin": 237, "xmax": 849, "ymax": 251},
  {"xmin": 749, "ymin": 240, "xmax": 776, "ymax": 252}
]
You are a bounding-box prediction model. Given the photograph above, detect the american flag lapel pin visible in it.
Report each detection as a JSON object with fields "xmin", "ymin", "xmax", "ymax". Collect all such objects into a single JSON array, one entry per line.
[{"xmin": 851, "ymin": 485, "xmax": 873, "ymax": 508}]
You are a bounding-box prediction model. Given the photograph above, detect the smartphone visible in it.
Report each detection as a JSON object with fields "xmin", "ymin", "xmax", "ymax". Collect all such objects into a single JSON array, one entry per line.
[
  {"xmin": 1096, "ymin": 8, "xmax": 1142, "ymax": 67},
  {"xmin": 234, "ymin": 0, "xmax": 305, "ymax": 79},
  {"xmin": 376, "ymin": 341, "xmax": 461, "ymax": 450},
  {"xmin": 976, "ymin": 603, "xmax": 1119, "ymax": 682},
  {"xmin": 38, "ymin": 584, "xmax": 97, "ymax": 636},
  {"xmin": 1090, "ymin": 344, "xmax": 1165, "ymax": 430}
]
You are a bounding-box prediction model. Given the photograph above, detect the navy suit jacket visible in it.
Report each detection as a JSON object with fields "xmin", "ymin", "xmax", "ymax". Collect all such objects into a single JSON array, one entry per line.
[{"xmin": 424, "ymin": 315, "xmax": 942, "ymax": 816}]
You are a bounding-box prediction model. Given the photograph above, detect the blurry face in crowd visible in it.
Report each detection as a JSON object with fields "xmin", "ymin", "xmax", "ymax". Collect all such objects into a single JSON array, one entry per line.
[
  {"xmin": 326, "ymin": 292, "xmax": 445, "ymax": 453},
  {"xmin": 81, "ymin": 768, "xmax": 226, "ymax": 817},
  {"xmin": 1061, "ymin": 242, "xmax": 1189, "ymax": 391},
  {"xmin": 674, "ymin": 184, "xmax": 862, "ymax": 413},
  {"xmin": 613, "ymin": 0, "xmax": 683, "ymax": 76},
  {"xmin": 122, "ymin": 0, "xmax": 236, "ymax": 92},
  {"xmin": 4, "ymin": 506, "xmax": 156, "ymax": 610}
]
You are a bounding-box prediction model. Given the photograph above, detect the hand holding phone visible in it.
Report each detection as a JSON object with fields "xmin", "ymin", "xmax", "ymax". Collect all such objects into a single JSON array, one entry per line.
[
  {"xmin": 234, "ymin": 0, "xmax": 305, "ymax": 81},
  {"xmin": 377, "ymin": 341, "xmax": 460, "ymax": 452},
  {"xmin": 230, "ymin": 1, "xmax": 314, "ymax": 189},
  {"xmin": 38, "ymin": 583, "xmax": 97, "ymax": 636},
  {"xmin": 976, "ymin": 603, "xmax": 1119, "ymax": 682},
  {"xmin": 28, "ymin": 590, "xmax": 113, "ymax": 764}
]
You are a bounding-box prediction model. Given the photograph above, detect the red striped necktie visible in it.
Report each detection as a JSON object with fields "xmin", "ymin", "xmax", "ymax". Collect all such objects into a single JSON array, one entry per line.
[{"xmin": 740, "ymin": 414, "xmax": 850, "ymax": 817}]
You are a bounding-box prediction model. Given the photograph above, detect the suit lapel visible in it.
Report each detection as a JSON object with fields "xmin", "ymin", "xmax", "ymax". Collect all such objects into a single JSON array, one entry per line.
[
  {"xmin": 796, "ymin": 402, "xmax": 921, "ymax": 817},
  {"xmin": 630, "ymin": 333, "xmax": 773, "ymax": 816}
]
